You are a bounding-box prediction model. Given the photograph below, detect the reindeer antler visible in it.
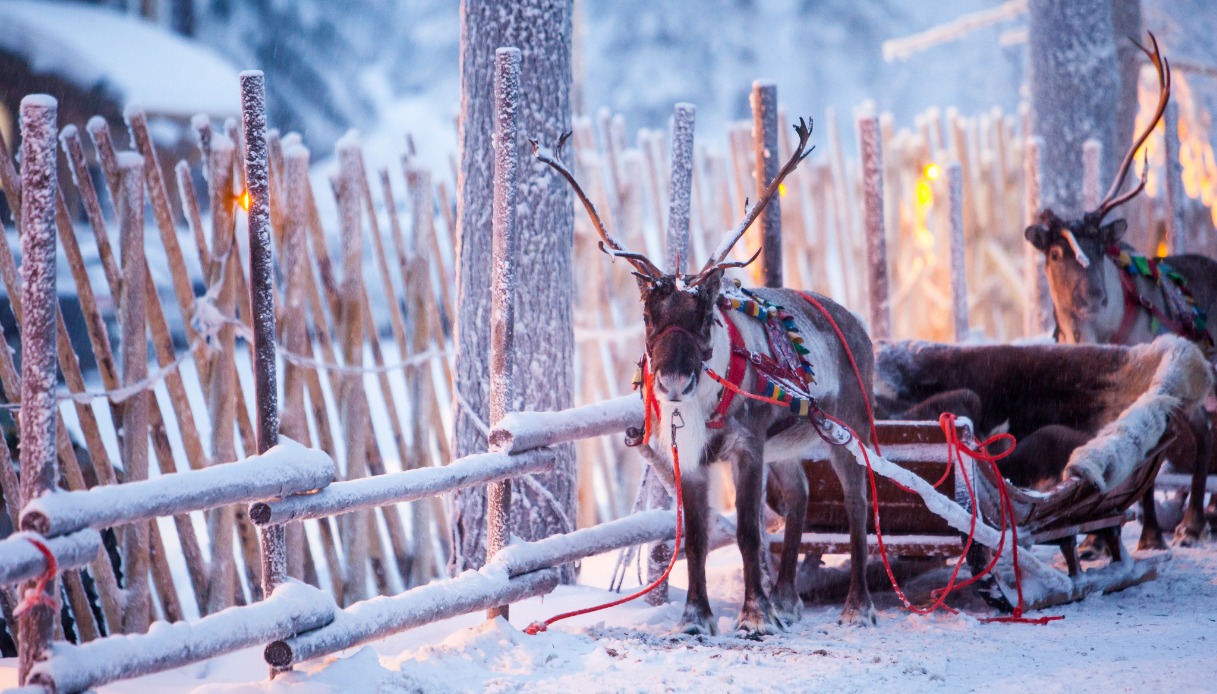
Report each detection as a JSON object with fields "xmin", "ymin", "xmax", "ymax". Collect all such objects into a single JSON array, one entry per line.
[
  {"xmin": 1093, "ymin": 32, "xmax": 1170, "ymax": 222},
  {"xmin": 531, "ymin": 133, "xmax": 664, "ymax": 279},
  {"xmin": 693, "ymin": 117, "xmax": 815, "ymax": 282}
]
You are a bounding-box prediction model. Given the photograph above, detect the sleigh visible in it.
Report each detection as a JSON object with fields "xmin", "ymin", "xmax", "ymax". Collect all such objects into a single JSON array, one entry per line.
[{"xmin": 772, "ymin": 334, "xmax": 1212, "ymax": 611}]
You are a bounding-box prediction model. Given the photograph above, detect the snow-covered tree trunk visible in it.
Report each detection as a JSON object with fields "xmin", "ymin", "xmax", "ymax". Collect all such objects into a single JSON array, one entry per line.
[
  {"xmin": 1027, "ymin": 0, "xmax": 1120, "ymax": 216},
  {"xmin": 451, "ymin": 0, "xmax": 575, "ymax": 582},
  {"xmin": 117, "ymin": 152, "xmax": 152, "ymax": 634},
  {"xmin": 1111, "ymin": 0, "xmax": 1142, "ymax": 161},
  {"xmin": 16, "ymin": 94, "xmax": 58, "ymax": 687},
  {"xmin": 857, "ymin": 113, "xmax": 890, "ymax": 341},
  {"xmin": 486, "ymin": 47, "xmax": 521, "ymax": 621},
  {"xmin": 752, "ymin": 82, "xmax": 782, "ymax": 288},
  {"xmin": 240, "ymin": 71, "xmax": 285, "ymax": 597},
  {"xmin": 1082, "ymin": 138, "xmax": 1103, "ymax": 210}
]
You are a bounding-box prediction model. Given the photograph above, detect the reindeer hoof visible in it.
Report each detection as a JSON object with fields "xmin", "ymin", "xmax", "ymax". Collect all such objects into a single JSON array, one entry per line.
[
  {"xmin": 1077, "ymin": 534, "xmax": 1108, "ymax": 561},
  {"xmin": 1174, "ymin": 523, "xmax": 1209, "ymax": 548},
  {"xmin": 770, "ymin": 585, "xmax": 803, "ymax": 625},
  {"xmin": 840, "ymin": 592, "xmax": 877, "ymax": 627},
  {"xmin": 676, "ymin": 604, "xmax": 717, "ymax": 636},
  {"xmin": 735, "ymin": 599, "xmax": 784, "ymax": 639},
  {"xmin": 1137, "ymin": 529, "xmax": 1168, "ymax": 551}
]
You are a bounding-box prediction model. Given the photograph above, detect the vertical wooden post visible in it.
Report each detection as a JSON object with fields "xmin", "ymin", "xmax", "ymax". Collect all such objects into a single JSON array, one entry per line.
[
  {"xmin": 666, "ymin": 103, "xmax": 696, "ymax": 275},
  {"xmin": 1082, "ymin": 138, "xmax": 1103, "ymax": 211},
  {"xmin": 752, "ymin": 82, "xmax": 782, "ymax": 288},
  {"xmin": 946, "ymin": 162, "xmax": 969, "ymax": 342},
  {"xmin": 1163, "ymin": 101, "xmax": 1186, "ymax": 256},
  {"xmin": 116, "ymin": 152, "xmax": 152, "ymax": 633},
  {"xmin": 240, "ymin": 70, "xmax": 285, "ymax": 596},
  {"xmin": 1023, "ymin": 136, "xmax": 1053, "ymax": 336},
  {"xmin": 486, "ymin": 46, "xmax": 520, "ymax": 620},
  {"xmin": 16, "ymin": 93, "xmax": 58, "ymax": 686},
  {"xmin": 857, "ymin": 113, "xmax": 890, "ymax": 341}
]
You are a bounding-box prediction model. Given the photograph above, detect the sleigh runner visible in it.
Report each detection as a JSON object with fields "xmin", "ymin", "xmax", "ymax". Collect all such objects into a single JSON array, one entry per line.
[{"xmin": 769, "ymin": 335, "xmax": 1210, "ymax": 612}]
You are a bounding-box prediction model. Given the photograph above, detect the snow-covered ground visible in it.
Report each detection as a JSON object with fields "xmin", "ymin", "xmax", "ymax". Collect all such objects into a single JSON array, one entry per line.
[{"xmin": 5, "ymin": 519, "xmax": 1212, "ymax": 693}]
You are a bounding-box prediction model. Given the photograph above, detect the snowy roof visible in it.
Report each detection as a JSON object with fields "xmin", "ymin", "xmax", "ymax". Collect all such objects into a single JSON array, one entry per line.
[{"xmin": 0, "ymin": 1, "xmax": 240, "ymax": 117}]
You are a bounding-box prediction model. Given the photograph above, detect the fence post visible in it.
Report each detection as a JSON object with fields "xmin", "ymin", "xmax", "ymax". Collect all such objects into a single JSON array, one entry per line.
[
  {"xmin": 1163, "ymin": 101, "xmax": 1186, "ymax": 255},
  {"xmin": 240, "ymin": 70, "xmax": 285, "ymax": 596},
  {"xmin": 946, "ymin": 162, "xmax": 969, "ymax": 342},
  {"xmin": 1023, "ymin": 136, "xmax": 1053, "ymax": 336},
  {"xmin": 16, "ymin": 94, "xmax": 58, "ymax": 686},
  {"xmin": 117, "ymin": 151, "xmax": 152, "ymax": 633},
  {"xmin": 858, "ymin": 113, "xmax": 890, "ymax": 341},
  {"xmin": 1082, "ymin": 138, "xmax": 1102, "ymax": 210},
  {"xmin": 666, "ymin": 103, "xmax": 696, "ymax": 275},
  {"xmin": 752, "ymin": 81, "xmax": 782, "ymax": 288},
  {"xmin": 486, "ymin": 46, "xmax": 521, "ymax": 621}
]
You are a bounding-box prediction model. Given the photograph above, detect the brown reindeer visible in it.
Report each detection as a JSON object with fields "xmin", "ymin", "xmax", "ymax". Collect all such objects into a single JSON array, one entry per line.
[
  {"xmin": 534, "ymin": 120, "xmax": 877, "ymax": 635},
  {"xmin": 1024, "ymin": 33, "xmax": 1217, "ymax": 546}
]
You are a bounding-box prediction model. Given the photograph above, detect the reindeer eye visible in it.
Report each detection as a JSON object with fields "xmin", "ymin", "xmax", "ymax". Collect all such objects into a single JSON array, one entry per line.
[{"xmin": 1049, "ymin": 246, "xmax": 1063, "ymax": 262}]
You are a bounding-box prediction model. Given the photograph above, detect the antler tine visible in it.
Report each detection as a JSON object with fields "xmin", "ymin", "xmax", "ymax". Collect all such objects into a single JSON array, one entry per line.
[
  {"xmin": 696, "ymin": 117, "xmax": 815, "ymax": 277},
  {"xmin": 686, "ymin": 247, "xmax": 763, "ymax": 286},
  {"xmin": 531, "ymin": 136, "xmax": 661, "ymax": 277},
  {"xmin": 1101, "ymin": 150, "xmax": 1150, "ymax": 213},
  {"xmin": 1096, "ymin": 32, "xmax": 1170, "ymax": 220}
]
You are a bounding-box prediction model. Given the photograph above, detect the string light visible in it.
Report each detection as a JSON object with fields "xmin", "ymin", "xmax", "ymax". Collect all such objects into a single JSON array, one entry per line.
[{"xmin": 236, "ymin": 191, "xmax": 251, "ymax": 211}]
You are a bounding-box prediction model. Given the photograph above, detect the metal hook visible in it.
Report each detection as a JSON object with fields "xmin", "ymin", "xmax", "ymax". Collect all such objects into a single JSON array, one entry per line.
[{"xmin": 671, "ymin": 409, "xmax": 685, "ymax": 437}]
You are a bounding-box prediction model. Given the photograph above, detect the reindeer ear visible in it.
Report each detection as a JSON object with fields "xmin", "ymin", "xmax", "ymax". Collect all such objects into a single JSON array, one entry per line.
[
  {"xmin": 1024, "ymin": 224, "xmax": 1052, "ymax": 252},
  {"xmin": 696, "ymin": 268, "xmax": 724, "ymax": 302},
  {"xmin": 1100, "ymin": 219, "xmax": 1127, "ymax": 245},
  {"xmin": 634, "ymin": 274, "xmax": 651, "ymax": 294}
]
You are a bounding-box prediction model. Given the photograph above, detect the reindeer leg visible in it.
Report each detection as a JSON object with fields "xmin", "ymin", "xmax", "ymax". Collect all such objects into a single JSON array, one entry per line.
[
  {"xmin": 733, "ymin": 442, "xmax": 783, "ymax": 637},
  {"xmin": 676, "ymin": 464, "xmax": 715, "ymax": 636},
  {"xmin": 1138, "ymin": 486, "xmax": 1168, "ymax": 551},
  {"xmin": 768, "ymin": 458, "xmax": 807, "ymax": 624},
  {"xmin": 832, "ymin": 445, "xmax": 876, "ymax": 626},
  {"xmin": 1176, "ymin": 407, "xmax": 1211, "ymax": 547}
]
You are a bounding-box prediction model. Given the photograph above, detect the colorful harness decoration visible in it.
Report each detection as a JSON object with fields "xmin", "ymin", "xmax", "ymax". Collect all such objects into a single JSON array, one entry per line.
[{"xmin": 1107, "ymin": 245, "xmax": 1212, "ymax": 349}]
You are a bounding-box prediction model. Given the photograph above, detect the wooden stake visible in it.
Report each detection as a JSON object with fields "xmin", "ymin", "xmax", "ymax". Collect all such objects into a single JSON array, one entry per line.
[{"xmin": 752, "ymin": 82, "xmax": 782, "ymax": 287}]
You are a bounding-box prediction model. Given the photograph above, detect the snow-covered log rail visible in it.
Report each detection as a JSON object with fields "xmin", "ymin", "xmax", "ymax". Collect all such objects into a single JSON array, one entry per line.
[
  {"xmin": 32, "ymin": 581, "xmax": 335, "ymax": 693},
  {"xmin": 250, "ymin": 447, "xmax": 556, "ymax": 525},
  {"xmin": 264, "ymin": 568, "xmax": 559, "ymax": 669},
  {"xmin": 0, "ymin": 531, "xmax": 100, "ymax": 587},
  {"xmin": 493, "ymin": 509, "xmax": 675, "ymax": 577},
  {"xmin": 488, "ymin": 395, "xmax": 643, "ymax": 453},
  {"xmin": 20, "ymin": 439, "xmax": 334, "ymax": 537}
]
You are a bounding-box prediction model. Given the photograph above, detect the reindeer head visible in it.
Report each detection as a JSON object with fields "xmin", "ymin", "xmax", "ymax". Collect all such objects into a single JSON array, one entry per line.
[
  {"xmin": 532, "ymin": 118, "xmax": 814, "ymax": 401},
  {"xmin": 1024, "ymin": 33, "xmax": 1169, "ymax": 326}
]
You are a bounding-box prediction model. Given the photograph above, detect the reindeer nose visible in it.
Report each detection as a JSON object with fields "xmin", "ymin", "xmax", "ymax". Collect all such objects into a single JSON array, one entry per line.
[{"xmin": 656, "ymin": 371, "xmax": 698, "ymax": 401}]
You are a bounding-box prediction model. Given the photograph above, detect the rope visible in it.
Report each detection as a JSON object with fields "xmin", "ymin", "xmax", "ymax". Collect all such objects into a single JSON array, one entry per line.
[
  {"xmin": 277, "ymin": 345, "xmax": 450, "ymax": 376},
  {"xmin": 525, "ymin": 412, "xmax": 686, "ymax": 635},
  {"xmin": 14, "ymin": 536, "xmax": 59, "ymax": 617}
]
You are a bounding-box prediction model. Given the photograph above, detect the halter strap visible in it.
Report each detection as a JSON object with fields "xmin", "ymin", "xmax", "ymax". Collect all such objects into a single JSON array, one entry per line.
[{"xmin": 706, "ymin": 308, "xmax": 747, "ymax": 429}]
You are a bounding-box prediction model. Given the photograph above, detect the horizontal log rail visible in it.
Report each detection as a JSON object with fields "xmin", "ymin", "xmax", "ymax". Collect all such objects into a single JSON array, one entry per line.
[
  {"xmin": 493, "ymin": 509, "xmax": 675, "ymax": 578},
  {"xmin": 265, "ymin": 568, "xmax": 560, "ymax": 669},
  {"xmin": 250, "ymin": 447, "xmax": 556, "ymax": 526},
  {"xmin": 489, "ymin": 395, "xmax": 642, "ymax": 453},
  {"xmin": 33, "ymin": 581, "xmax": 335, "ymax": 693},
  {"xmin": 21, "ymin": 438, "xmax": 334, "ymax": 537},
  {"xmin": 0, "ymin": 531, "xmax": 101, "ymax": 587}
]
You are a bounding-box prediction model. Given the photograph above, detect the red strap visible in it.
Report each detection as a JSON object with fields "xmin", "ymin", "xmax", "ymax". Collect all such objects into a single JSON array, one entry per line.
[
  {"xmin": 1111, "ymin": 269, "xmax": 1141, "ymax": 345},
  {"xmin": 706, "ymin": 308, "xmax": 747, "ymax": 429}
]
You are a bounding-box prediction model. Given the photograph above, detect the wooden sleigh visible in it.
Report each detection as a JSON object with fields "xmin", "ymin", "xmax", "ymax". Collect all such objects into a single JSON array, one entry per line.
[{"xmin": 771, "ymin": 335, "xmax": 1212, "ymax": 611}]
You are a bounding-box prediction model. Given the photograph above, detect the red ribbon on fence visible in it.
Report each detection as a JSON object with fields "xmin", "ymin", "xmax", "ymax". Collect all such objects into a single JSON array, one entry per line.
[{"xmin": 14, "ymin": 535, "xmax": 59, "ymax": 617}]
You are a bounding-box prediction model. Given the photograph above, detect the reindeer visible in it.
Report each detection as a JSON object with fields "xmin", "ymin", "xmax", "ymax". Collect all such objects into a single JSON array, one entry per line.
[
  {"xmin": 1024, "ymin": 33, "xmax": 1217, "ymax": 547},
  {"xmin": 534, "ymin": 120, "xmax": 876, "ymax": 636}
]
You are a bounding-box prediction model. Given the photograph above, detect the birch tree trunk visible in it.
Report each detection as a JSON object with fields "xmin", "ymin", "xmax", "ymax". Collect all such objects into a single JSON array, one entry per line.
[
  {"xmin": 451, "ymin": 0, "xmax": 575, "ymax": 581},
  {"xmin": 1027, "ymin": 0, "xmax": 1120, "ymax": 216}
]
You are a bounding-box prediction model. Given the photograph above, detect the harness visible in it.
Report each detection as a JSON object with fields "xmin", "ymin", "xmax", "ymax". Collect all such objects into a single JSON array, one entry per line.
[
  {"xmin": 1107, "ymin": 245, "xmax": 1212, "ymax": 349},
  {"xmin": 630, "ymin": 285, "xmax": 848, "ymax": 446}
]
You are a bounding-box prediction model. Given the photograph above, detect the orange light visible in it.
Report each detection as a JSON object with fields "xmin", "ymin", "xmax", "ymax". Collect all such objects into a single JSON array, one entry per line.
[
  {"xmin": 779, "ymin": 183, "xmax": 787, "ymax": 197},
  {"xmin": 236, "ymin": 191, "xmax": 251, "ymax": 211},
  {"xmin": 1157, "ymin": 240, "xmax": 1168, "ymax": 258},
  {"xmin": 924, "ymin": 163, "xmax": 941, "ymax": 180}
]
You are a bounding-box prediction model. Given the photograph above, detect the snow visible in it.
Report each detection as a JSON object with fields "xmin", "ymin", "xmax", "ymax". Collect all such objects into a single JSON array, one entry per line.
[
  {"xmin": 21, "ymin": 438, "xmax": 335, "ymax": 537},
  {"xmin": 0, "ymin": 530, "xmax": 100, "ymax": 586},
  {"xmin": 0, "ymin": 1, "xmax": 240, "ymax": 117},
  {"xmin": 490, "ymin": 394, "xmax": 643, "ymax": 453},
  {"xmin": 7, "ymin": 524, "xmax": 1217, "ymax": 692},
  {"xmin": 31, "ymin": 580, "xmax": 334, "ymax": 693}
]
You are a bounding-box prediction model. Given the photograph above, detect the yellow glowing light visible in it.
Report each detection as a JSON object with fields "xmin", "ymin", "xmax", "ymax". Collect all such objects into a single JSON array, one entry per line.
[
  {"xmin": 236, "ymin": 191, "xmax": 251, "ymax": 211},
  {"xmin": 779, "ymin": 183, "xmax": 787, "ymax": 197},
  {"xmin": 924, "ymin": 163, "xmax": 941, "ymax": 180},
  {"xmin": 915, "ymin": 180, "xmax": 933, "ymax": 207},
  {"xmin": 1157, "ymin": 240, "xmax": 1168, "ymax": 258}
]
